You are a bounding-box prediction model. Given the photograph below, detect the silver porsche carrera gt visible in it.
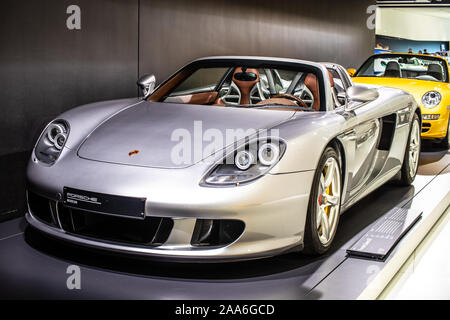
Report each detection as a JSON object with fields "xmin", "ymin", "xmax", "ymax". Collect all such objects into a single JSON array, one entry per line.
[{"xmin": 26, "ymin": 56, "xmax": 421, "ymax": 261}]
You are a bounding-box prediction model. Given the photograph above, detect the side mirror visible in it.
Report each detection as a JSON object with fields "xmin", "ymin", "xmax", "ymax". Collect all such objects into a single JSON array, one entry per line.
[
  {"xmin": 337, "ymin": 92, "xmax": 347, "ymax": 105},
  {"xmin": 346, "ymin": 86, "xmax": 379, "ymax": 105},
  {"xmin": 137, "ymin": 74, "xmax": 156, "ymax": 96},
  {"xmin": 347, "ymin": 68, "xmax": 356, "ymax": 77}
]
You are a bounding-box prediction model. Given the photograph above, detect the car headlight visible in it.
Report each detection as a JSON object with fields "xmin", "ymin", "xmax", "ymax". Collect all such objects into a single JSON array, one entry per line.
[
  {"xmin": 202, "ymin": 139, "xmax": 286, "ymax": 186},
  {"xmin": 422, "ymin": 91, "xmax": 441, "ymax": 108},
  {"xmin": 235, "ymin": 150, "xmax": 255, "ymax": 170},
  {"xmin": 34, "ymin": 119, "xmax": 69, "ymax": 165}
]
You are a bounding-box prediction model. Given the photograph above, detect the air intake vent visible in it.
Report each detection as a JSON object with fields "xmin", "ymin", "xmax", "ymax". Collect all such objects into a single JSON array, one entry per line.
[
  {"xmin": 191, "ymin": 219, "xmax": 245, "ymax": 247},
  {"xmin": 58, "ymin": 205, "xmax": 173, "ymax": 246},
  {"xmin": 27, "ymin": 191, "xmax": 58, "ymax": 227}
]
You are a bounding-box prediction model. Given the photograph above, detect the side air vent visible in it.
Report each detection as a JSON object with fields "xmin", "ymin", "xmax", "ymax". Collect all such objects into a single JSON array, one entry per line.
[{"xmin": 378, "ymin": 114, "xmax": 396, "ymax": 151}]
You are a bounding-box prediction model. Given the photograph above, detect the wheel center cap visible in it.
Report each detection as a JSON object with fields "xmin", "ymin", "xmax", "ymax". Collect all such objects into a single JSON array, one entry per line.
[{"xmin": 319, "ymin": 194, "xmax": 327, "ymax": 205}]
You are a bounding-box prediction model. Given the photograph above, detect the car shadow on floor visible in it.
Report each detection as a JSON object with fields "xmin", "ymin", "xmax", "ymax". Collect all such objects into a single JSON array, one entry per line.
[{"xmin": 24, "ymin": 183, "xmax": 416, "ymax": 281}]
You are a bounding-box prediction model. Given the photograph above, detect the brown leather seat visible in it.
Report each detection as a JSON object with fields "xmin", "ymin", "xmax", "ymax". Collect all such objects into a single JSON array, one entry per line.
[
  {"xmin": 304, "ymin": 71, "xmax": 335, "ymax": 111},
  {"xmin": 305, "ymin": 73, "xmax": 320, "ymax": 111},
  {"xmin": 214, "ymin": 67, "xmax": 260, "ymax": 106},
  {"xmin": 328, "ymin": 70, "xmax": 335, "ymax": 88},
  {"xmin": 231, "ymin": 67, "xmax": 260, "ymax": 105}
]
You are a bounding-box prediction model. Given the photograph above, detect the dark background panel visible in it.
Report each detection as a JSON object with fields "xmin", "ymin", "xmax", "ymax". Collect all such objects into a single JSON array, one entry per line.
[
  {"xmin": 0, "ymin": 0, "xmax": 139, "ymax": 157},
  {"xmin": 0, "ymin": 0, "xmax": 139, "ymax": 220},
  {"xmin": 0, "ymin": 0, "xmax": 375, "ymax": 221},
  {"xmin": 139, "ymin": 0, "xmax": 375, "ymax": 81}
]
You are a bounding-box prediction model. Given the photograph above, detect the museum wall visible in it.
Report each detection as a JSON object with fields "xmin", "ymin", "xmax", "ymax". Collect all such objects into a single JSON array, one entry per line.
[
  {"xmin": 0, "ymin": 0, "xmax": 375, "ymax": 221},
  {"xmin": 376, "ymin": 7, "xmax": 450, "ymax": 42},
  {"xmin": 139, "ymin": 0, "xmax": 376, "ymax": 80},
  {"xmin": 0, "ymin": 0, "xmax": 139, "ymax": 220}
]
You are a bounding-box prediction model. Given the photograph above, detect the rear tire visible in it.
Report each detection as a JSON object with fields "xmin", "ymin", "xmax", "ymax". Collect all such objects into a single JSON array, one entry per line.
[
  {"xmin": 303, "ymin": 147, "xmax": 342, "ymax": 255},
  {"xmin": 399, "ymin": 114, "xmax": 421, "ymax": 186}
]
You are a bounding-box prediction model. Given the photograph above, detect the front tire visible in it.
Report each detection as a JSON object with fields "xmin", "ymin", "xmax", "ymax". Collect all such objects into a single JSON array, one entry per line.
[
  {"xmin": 399, "ymin": 113, "xmax": 421, "ymax": 186},
  {"xmin": 438, "ymin": 118, "xmax": 450, "ymax": 149},
  {"xmin": 303, "ymin": 147, "xmax": 342, "ymax": 255}
]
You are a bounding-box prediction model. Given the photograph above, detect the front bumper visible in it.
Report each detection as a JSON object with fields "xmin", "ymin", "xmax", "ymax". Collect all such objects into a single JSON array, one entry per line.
[
  {"xmin": 26, "ymin": 153, "xmax": 315, "ymax": 262},
  {"xmin": 26, "ymin": 212, "xmax": 302, "ymax": 262},
  {"xmin": 421, "ymin": 108, "xmax": 449, "ymax": 139}
]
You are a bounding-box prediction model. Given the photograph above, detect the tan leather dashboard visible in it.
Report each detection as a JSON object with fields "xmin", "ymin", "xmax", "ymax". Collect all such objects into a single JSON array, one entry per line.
[{"xmin": 165, "ymin": 91, "xmax": 219, "ymax": 105}]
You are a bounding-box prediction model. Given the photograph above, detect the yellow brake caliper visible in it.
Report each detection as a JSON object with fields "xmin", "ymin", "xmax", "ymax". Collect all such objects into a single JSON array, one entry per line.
[
  {"xmin": 325, "ymin": 184, "xmax": 331, "ymax": 216},
  {"xmin": 318, "ymin": 166, "xmax": 331, "ymax": 234},
  {"xmin": 324, "ymin": 167, "xmax": 331, "ymax": 216}
]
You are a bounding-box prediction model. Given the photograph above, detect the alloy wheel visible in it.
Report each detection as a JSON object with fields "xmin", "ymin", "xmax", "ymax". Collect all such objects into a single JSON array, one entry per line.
[
  {"xmin": 316, "ymin": 157, "xmax": 341, "ymax": 245},
  {"xmin": 408, "ymin": 119, "xmax": 421, "ymax": 178}
]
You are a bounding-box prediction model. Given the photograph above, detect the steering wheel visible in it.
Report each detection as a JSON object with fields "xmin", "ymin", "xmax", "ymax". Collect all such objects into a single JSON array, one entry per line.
[{"xmin": 272, "ymin": 94, "xmax": 309, "ymax": 109}]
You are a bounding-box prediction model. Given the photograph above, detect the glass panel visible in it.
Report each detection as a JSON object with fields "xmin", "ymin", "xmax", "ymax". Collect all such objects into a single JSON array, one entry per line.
[
  {"xmin": 356, "ymin": 55, "xmax": 448, "ymax": 82},
  {"xmin": 154, "ymin": 63, "xmax": 323, "ymax": 110},
  {"xmin": 171, "ymin": 67, "xmax": 229, "ymax": 95}
]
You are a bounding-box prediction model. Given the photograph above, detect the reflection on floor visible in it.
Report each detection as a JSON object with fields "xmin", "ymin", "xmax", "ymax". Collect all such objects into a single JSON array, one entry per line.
[
  {"xmin": 0, "ymin": 143, "xmax": 448, "ymax": 299},
  {"xmin": 418, "ymin": 142, "xmax": 450, "ymax": 176},
  {"xmin": 378, "ymin": 142, "xmax": 449, "ymax": 300},
  {"xmin": 379, "ymin": 207, "xmax": 450, "ymax": 300}
]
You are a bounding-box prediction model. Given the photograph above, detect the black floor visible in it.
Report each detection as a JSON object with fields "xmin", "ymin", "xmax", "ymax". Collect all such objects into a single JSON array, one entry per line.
[{"xmin": 0, "ymin": 151, "xmax": 29, "ymax": 222}]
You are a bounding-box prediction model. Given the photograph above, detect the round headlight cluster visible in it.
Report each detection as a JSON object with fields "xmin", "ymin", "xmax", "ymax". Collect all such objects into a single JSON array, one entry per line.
[
  {"xmin": 204, "ymin": 139, "xmax": 286, "ymax": 186},
  {"xmin": 235, "ymin": 150, "xmax": 254, "ymax": 170},
  {"xmin": 234, "ymin": 142, "xmax": 280, "ymax": 171},
  {"xmin": 258, "ymin": 143, "xmax": 280, "ymax": 166},
  {"xmin": 34, "ymin": 120, "xmax": 69, "ymax": 165},
  {"xmin": 422, "ymin": 91, "xmax": 441, "ymax": 108},
  {"xmin": 46, "ymin": 123, "xmax": 68, "ymax": 150}
]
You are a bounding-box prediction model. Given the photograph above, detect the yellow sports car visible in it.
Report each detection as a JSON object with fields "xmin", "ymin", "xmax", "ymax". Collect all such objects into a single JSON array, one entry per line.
[{"xmin": 348, "ymin": 53, "xmax": 450, "ymax": 147}]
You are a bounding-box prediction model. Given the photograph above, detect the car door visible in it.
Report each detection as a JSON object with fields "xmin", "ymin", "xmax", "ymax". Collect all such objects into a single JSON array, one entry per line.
[
  {"xmin": 338, "ymin": 101, "xmax": 382, "ymax": 201},
  {"xmin": 346, "ymin": 115, "xmax": 381, "ymax": 197}
]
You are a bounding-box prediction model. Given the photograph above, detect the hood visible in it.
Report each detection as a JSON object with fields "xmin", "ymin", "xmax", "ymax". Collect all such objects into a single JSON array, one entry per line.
[
  {"xmin": 78, "ymin": 102, "xmax": 294, "ymax": 168},
  {"xmin": 353, "ymin": 76, "xmax": 450, "ymax": 105}
]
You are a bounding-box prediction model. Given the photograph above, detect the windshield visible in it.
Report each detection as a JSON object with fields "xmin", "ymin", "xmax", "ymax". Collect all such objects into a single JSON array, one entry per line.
[
  {"xmin": 148, "ymin": 62, "xmax": 324, "ymax": 111},
  {"xmin": 355, "ymin": 54, "xmax": 448, "ymax": 82}
]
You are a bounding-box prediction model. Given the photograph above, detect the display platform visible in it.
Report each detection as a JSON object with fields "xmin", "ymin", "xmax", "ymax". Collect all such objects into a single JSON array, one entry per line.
[
  {"xmin": 0, "ymin": 146, "xmax": 448, "ymax": 300},
  {"xmin": 347, "ymin": 207, "xmax": 422, "ymax": 261}
]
